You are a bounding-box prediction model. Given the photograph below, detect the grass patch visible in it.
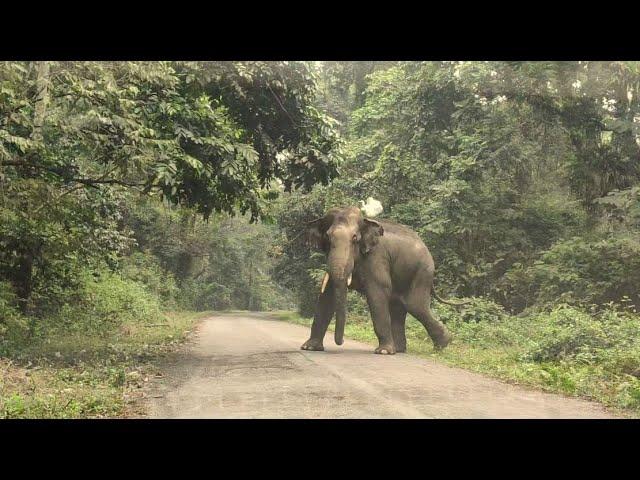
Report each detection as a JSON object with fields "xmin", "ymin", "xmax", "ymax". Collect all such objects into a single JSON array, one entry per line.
[
  {"xmin": 0, "ymin": 311, "xmax": 212, "ymax": 418},
  {"xmin": 272, "ymin": 305, "xmax": 640, "ymax": 418}
]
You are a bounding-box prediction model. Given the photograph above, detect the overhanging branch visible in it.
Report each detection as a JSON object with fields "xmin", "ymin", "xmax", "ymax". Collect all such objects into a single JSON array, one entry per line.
[{"xmin": 1, "ymin": 158, "xmax": 146, "ymax": 188}]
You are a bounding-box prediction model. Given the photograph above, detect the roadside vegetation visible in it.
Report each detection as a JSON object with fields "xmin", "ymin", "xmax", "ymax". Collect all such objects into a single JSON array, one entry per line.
[{"xmin": 1, "ymin": 310, "xmax": 210, "ymax": 418}]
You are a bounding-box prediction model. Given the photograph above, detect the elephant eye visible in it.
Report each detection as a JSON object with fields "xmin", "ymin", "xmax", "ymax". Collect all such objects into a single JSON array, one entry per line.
[{"xmin": 352, "ymin": 234, "xmax": 358, "ymax": 243}]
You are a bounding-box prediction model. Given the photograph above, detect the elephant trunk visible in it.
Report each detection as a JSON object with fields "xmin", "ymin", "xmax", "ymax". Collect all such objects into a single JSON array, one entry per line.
[
  {"xmin": 333, "ymin": 279, "xmax": 347, "ymax": 346},
  {"xmin": 327, "ymin": 245, "xmax": 352, "ymax": 346}
]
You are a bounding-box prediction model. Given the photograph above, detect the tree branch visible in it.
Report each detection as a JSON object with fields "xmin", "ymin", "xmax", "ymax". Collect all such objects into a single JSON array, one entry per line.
[
  {"xmin": 1, "ymin": 158, "xmax": 146, "ymax": 188},
  {"xmin": 267, "ymin": 83, "xmax": 298, "ymax": 128},
  {"xmin": 71, "ymin": 177, "xmax": 146, "ymax": 187}
]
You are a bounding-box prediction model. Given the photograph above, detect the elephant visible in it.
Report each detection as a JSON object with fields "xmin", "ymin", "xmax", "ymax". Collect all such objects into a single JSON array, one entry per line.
[{"xmin": 300, "ymin": 206, "xmax": 468, "ymax": 355}]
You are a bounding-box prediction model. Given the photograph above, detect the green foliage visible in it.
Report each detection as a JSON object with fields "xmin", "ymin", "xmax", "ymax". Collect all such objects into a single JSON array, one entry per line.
[
  {"xmin": 178, "ymin": 279, "xmax": 233, "ymax": 311},
  {"xmin": 123, "ymin": 197, "xmax": 294, "ymax": 313},
  {"xmin": 272, "ymin": 187, "xmax": 330, "ymax": 317},
  {"xmin": 120, "ymin": 251, "xmax": 179, "ymax": 308},
  {"xmin": 1, "ymin": 61, "xmax": 342, "ymax": 220},
  {"xmin": 522, "ymin": 305, "xmax": 616, "ymax": 362},
  {"xmin": 0, "ymin": 282, "xmax": 29, "ymax": 343},
  {"xmin": 347, "ymin": 291, "xmax": 370, "ymax": 317},
  {"xmin": 2, "ymin": 61, "xmax": 339, "ymax": 333},
  {"xmin": 44, "ymin": 270, "xmax": 163, "ymax": 336},
  {"xmin": 434, "ymin": 297, "xmax": 506, "ymax": 324},
  {"xmin": 502, "ymin": 235, "xmax": 640, "ymax": 310},
  {"xmin": 0, "ymin": 177, "xmax": 134, "ymax": 314},
  {"xmin": 596, "ymin": 186, "xmax": 640, "ymax": 229},
  {"xmin": 0, "ymin": 311, "xmax": 210, "ymax": 418},
  {"xmin": 1, "ymin": 60, "xmax": 341, "ymax": 267},
  {"xmin": 294, "ymin": 61, "xmax": 640, "ymax": 314}
]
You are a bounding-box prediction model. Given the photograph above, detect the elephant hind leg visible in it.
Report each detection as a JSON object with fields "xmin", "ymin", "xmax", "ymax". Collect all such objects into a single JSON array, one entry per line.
[
  {"xmin": 404, "ymin": 278, "xmax": 452, "ymax": 350},
  {"xmin": 390, "ymin": 300, "xmax": 407, "ymax": 353},
  {"xmin": 410, "ymin": 304, "xmax": 452, "ymax": 350}
]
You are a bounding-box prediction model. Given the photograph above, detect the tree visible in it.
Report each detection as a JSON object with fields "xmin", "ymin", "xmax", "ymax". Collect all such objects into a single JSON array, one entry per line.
[
  {"xmin": 0, "ymin": 61, "xmax": 342, "ymax": 310},
  {"xmin": 276, "ymin": 61, "xmax": 640, "ymax": 314}
]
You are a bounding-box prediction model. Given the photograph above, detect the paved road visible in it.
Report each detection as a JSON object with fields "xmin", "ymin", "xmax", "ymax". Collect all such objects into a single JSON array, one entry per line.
[{"xmin": 147, "ymin": 313, "xmax": 620, "ymax": 418}]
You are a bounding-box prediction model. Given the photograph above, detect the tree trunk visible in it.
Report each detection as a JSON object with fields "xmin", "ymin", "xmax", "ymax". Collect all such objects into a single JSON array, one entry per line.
[
  {"xmin": 12, "ymin": 63, "xmax": 51, "ymax": 314},
  {"xmin": 32, "ymin": 61, "xmax": 50, "ymax": 142},
  {"xmin": 353, "ymin": 61, "xmax": 374, "ymax": 108},
  {"xmin": 15, "ymin": 252, "xmax": 34, "ymax": 314}
]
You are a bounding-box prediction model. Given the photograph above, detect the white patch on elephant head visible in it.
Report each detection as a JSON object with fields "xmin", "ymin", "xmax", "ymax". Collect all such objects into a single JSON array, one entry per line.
[{"xmin": 359, "ymin": 197, "xmax": 383, "ymax": 217}]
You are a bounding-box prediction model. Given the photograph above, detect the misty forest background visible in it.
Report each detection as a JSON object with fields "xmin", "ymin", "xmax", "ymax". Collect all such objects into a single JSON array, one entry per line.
[{"xmin": 2, "ymin": 61, "xmax": 640, "ymax": 416}]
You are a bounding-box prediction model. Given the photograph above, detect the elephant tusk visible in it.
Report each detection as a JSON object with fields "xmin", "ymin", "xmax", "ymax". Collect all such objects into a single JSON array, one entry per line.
[
  {"xmin": 347, "ymin": 274, "xmax": 352, "ymax": 286},
  {"xmin": 320, "ymin": 272, "xmax": 330, "ymax": 293}
]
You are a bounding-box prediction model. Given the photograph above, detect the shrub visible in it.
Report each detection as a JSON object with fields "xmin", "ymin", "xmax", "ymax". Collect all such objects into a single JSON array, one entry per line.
[
  {"xmin": 43, "ymin": 270, "xmax": 163, "ymax": 335},
  {"xmin": 0, "ymin": 281, "xmax": 30, "ymax": 345},
  {"xmin": 535, "ymin": 235, "xmax": 640, "ymax": 308},
  {"xmin": 177, "ymin": 279, "xmax": 233, "ymax": 311},
  {"xmin": 521, "ymin": 305, "xmax": 640, "ymax": 364},
  {"xmin": 296, "ymin": 268, "xmax": 325, "ymax": 318},
  {"xmin": 600, "ymin": 349, "xmax": 640, "ymax": 378},
  {"xmin": 499, "ymin": 234, "xmax": 640, "ymax": 312},
  {"xmin": 494, "ymin": 263, "xmax": 540, "ymax": 313},
  {"xmin": 434, "ymin": 296, "xmax": 505, "ymax": 324},
  {"xmin": 435, "ymin": 303, "xmax": 520, "ymax": 349},
  {"xmin": 347, "ymin": 292, "xmax": 370, "ymax": 319},
  {"xmin": 120, "ymin": 251, "xmax": 178, "ymax": 308}
]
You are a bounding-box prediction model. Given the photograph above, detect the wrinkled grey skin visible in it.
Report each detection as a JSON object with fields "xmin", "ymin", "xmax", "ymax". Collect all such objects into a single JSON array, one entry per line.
[{"xmin": 301, "ymin": 206, "xmax": 453, "ymax": 355}]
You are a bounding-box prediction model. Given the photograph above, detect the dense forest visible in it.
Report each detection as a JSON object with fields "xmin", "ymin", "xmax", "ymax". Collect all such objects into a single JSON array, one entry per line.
[{"xmin": 2, "ymin": 61, "xmax": 640, "ymax": 416}]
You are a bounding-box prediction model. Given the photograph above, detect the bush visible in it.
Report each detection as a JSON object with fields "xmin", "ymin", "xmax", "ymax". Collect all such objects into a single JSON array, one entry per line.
[
  {"xmin": 499, "ymin": 234, "xmax": 640, "ymax": 312},
  {"xmin": 522, "ymin": 305, "xmax": 640, "ymax": 365},
  {"xmin": 120, "ymin": 251, "xmax": 178, "ymax": 308},
  {"xmin": 347, "ymin": 291, "xmax": 370, "ymax": 318},
  {"xmin": 533, "ymin": 235, "xmax": 640, "ymax": 308},
  {"xmin": 517, "ymin": 193, "xmax": 587, "ymax": 251},
  {"xmin": 432, "ymin": 298, "xmax": 520, "ymax": 349},
  {"xmin": 42, "ymin": 270, "xmax": 163, "ymax": 335},
  {"xmin": 296, "ymin": 268, "xmax": 325, "ymax": 318},
  {"xmin": 522, "ymin": 306, "xmax": 611, "ymax": 362},
  {"xmin": 177, "ymin": 279, "xmax": 233, "ymax": 311},
  {"xmin": 0, "ymin": 281, "xmax": 30, "ymax": 345},
  {"xmin": 433, "ymin": 296, "xmax": 505, "ymax": 324}
]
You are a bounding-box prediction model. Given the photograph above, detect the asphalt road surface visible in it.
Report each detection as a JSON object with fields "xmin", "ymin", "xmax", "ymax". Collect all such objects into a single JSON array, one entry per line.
[{"xmin": 147, "ymin": 313, "xmax": 620, "ymax": 419}]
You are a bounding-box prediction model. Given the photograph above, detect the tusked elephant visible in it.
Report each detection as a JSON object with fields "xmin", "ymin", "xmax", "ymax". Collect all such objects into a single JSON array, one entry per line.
[{"xmin": 301, "ymin": 206, "xmax": 469, "ymax": 355}]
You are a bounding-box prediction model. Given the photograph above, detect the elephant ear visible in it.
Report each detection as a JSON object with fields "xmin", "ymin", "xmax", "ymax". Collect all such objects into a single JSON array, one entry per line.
[
  {"xmin": 305, "ymin": 210, "xmax": 337, "ymax": 251},
  {"xmin": 305, "ymin": 218, "xmax": 326, "ymax": 250},
  {"xmin": 360, "ymin": 218, "xmax": 384, "ymax": 255}
]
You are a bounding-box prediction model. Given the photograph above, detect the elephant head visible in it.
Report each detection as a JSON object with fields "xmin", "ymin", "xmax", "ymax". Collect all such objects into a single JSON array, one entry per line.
[{"xmin": 306, "ymin": 206, "xmax": 384, "ymax": 345}]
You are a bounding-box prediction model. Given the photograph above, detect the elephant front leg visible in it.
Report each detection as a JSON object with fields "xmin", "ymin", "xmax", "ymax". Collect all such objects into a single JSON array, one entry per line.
[
  {"xmin": 301, "ymin": 286, "xmax": 336, "ymax": 351},
  {"xmin": 366, "ymin": 286, "xmax": 395, "ymax": 355}
]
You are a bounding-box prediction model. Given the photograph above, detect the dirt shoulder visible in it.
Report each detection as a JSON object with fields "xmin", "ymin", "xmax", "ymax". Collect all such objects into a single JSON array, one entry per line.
[{"xmin": 0, "ymin": 311, "xmax": 210, "ymax": 419}]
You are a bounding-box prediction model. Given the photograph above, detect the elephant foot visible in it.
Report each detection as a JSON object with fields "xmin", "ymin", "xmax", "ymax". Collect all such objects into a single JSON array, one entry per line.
[
  {"xmin": 374, "ymin": 344, "xmax": 396, "ymax": 355},
  {"xmin": 433, "ymin": 331, "xmax": 453, "ymax": 351},
  {"xmin": 301, "ymin": 339, "xmax": 324, "ymax": 351},
  {"xmin": 393, "ymin": 339, "xmax": 407, "ymax": 353}
]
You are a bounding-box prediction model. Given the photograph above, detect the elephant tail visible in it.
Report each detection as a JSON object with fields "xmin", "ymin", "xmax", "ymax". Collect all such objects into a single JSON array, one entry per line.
[{"xmin": 431, "ymin": 286, "xmax": 472, "ymax": 307}]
